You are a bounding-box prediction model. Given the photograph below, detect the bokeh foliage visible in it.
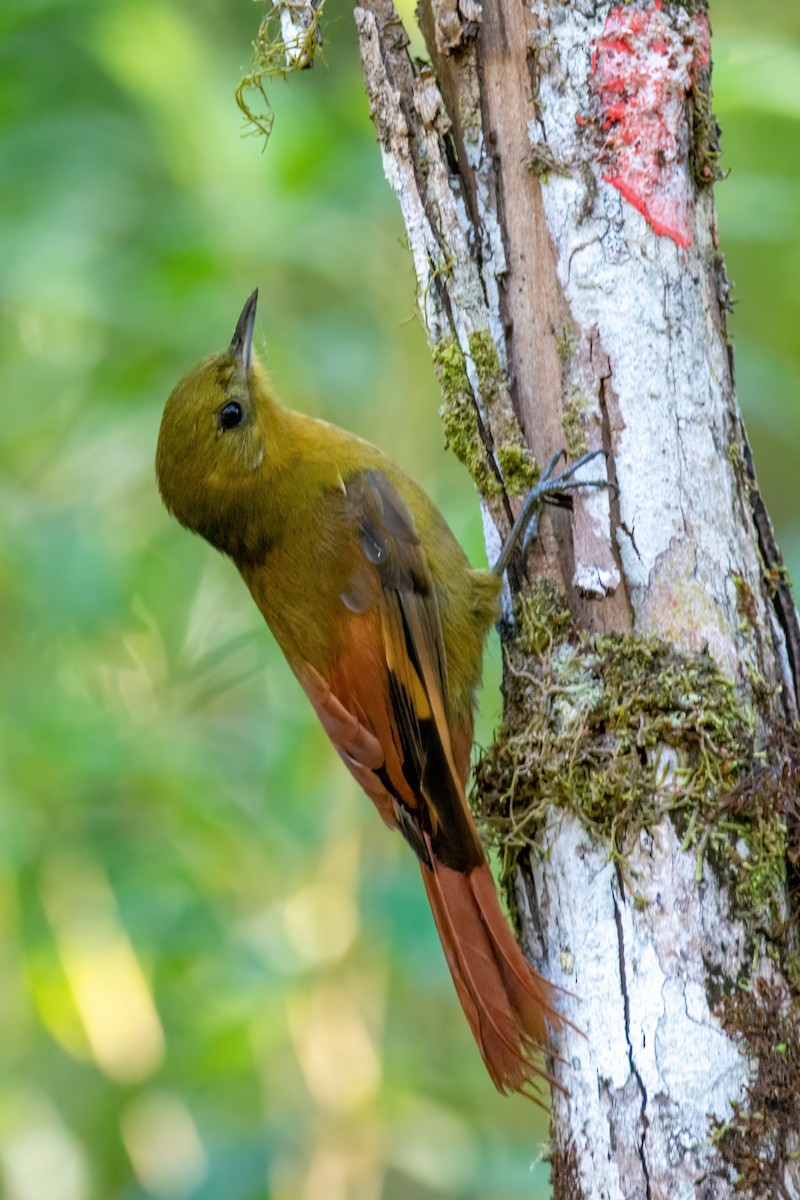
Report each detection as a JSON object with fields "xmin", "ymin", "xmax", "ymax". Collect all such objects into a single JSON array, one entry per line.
[{"xmin": 0, "ymin": 0, "xmax": 798, "ymax": 1196}]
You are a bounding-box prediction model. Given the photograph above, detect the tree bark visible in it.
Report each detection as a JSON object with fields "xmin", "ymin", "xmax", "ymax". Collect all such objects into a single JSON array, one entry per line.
[{"xmin": 352, "ymin": 0, "xmax": 800, "ymax": 1197}]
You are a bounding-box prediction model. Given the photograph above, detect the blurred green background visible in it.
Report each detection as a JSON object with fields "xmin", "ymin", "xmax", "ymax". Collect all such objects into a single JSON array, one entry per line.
[{"xmin": 1, "ymin": 0, "xmax": 798, "ymax": 1197}]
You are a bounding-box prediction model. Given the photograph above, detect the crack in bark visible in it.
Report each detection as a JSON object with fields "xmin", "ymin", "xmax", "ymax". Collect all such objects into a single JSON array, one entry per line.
[
  {"xmin": 596, "ymin": 361, "xmax": 629, "ymax": 608},
  {"xmin": 620, "ymin": 519, "xmax": 642, "ymax": 565},
  {"xmin": 740, "ymin": 427, "xmax": 800, "ymax": 717},
  {"xmin": 613, "ymin": 864, "xmax": 652, "ymax": 1200},
  {"xmin": 566, "ymin": 233, "xmax": 603, "ymax": 286}
]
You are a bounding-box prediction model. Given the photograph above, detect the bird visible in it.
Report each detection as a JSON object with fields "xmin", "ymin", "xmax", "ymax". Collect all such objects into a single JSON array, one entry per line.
[{"xmin": 156, "ymin": 290, "xmax": 599, "ymax": 1095}]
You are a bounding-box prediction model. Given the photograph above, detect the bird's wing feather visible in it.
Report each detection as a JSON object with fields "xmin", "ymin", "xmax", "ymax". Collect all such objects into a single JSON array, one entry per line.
[
  {"xmin": 296, "ymin": 659, "xmax": 396, "ymax": 829},
  {"xmin": 299, "ymin": 469, "xmax": 484, "ymax": 873}
]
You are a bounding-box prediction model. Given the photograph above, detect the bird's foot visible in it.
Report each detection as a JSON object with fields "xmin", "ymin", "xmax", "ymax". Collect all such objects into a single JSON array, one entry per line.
[{"xmin": 493, "ymin": 449, "xmax": 609, "ymax": 577}]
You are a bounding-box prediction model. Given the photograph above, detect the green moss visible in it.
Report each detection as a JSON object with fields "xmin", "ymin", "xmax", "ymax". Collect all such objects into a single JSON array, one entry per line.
[
  {"xmin": 733, "ymin": 573, "xmax": 758, "ymax": 633},
  {"xmin": 527, "ymin": 141, "xmax": 568, "ymax": 180},
  {"xmin": 515, "ymin": 579, "xmax": 573, "ymax": 656},
  {"xmin": 714, "ymin": 746, "xmax": 800, "ymax": 931},
  {"xmin": 562, "ymin": 390, "xmax": 590, "ymax": 459},
  {"xmin": 468, "ymin": 331, "xmax": 539, "ymax": 497},
  {"xmin": 764, "ymin": 561, "xmax": 792, "ymax": 599},
  {"xmin": 691, "ymin": 82, "xmax": 724, "ymax": 189},
  {"xmin": 719, "ymin": 806, "xmax": 787, "ymax": 922},
  {"xmin": 474, "ymin": 579, "xmax": 790, "ymax": 925},
  {"xmin": 435, "ymin": 336, "xmax": 502, "ymax": 498},
  {"xmin": 725, "ymin": 440, "xmax": 742, "ymax": 471},
  {"xmin": 236, "ymin": 0, "xmax": 324, "ymax": 145},
  {"xmin": 689, "ymin": 19, "xmax": 724, "ymax": 189},
  {"xmin": 468, "ymin": 329, "xmax": 503, "ymax": 401},
  {"xmin": 556, "ymin": 327, "xmax": 577, "ymax": 364},
  {"xmin": 496, "ymin": 443, "xmax": 538, "ymax": 492}
]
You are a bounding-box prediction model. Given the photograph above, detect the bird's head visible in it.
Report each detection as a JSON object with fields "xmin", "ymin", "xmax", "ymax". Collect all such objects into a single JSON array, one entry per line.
[{"xmin": 156, "ymin": 290, "xmax": 281, "ymax": 558}]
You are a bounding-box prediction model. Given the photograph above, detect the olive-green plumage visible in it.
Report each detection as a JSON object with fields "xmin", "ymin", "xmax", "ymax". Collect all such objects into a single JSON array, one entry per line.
[
  {"xmin": 156, "ymin": 291, "xmax": 563, "ymax": 1095},
  {"xmin": 156, "ymin": 298, "xmax": 499, "ymax": 730}
]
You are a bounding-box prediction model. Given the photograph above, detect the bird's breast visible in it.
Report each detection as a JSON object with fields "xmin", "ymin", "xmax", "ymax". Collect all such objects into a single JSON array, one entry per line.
[{"xmin": 237, "ymin": 531, "xmax": 359, "ymax": 676}]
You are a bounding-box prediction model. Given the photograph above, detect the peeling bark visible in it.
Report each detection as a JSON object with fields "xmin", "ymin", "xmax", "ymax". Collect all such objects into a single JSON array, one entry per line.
[{"xmin": 353, "ymin": 0, "xmax": 800, "ymax": 1195}]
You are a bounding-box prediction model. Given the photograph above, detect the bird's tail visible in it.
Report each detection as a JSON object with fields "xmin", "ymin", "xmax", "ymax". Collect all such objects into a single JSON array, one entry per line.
[{"xmin": 421, "ymin": 853, "xmax": 565, "ymax": 1096}]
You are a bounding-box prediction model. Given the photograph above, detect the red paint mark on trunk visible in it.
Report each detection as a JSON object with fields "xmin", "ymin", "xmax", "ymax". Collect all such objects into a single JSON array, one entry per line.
[{"xmin": 587, "ymin": 4, "xmax": 710, "ymax": 248}]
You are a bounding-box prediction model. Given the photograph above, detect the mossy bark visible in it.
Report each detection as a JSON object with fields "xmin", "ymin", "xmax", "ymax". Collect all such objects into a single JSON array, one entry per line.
[{"xmin": 354, "ymin": 0, "xmax": 800, "ymax": 1195}]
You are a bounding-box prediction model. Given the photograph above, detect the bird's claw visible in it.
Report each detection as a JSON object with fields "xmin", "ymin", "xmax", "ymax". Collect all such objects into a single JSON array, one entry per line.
[
  {"xmin": 493, "ymin": 449, "xmax": 611, "ymax": 576},
  {"xmin": 540, "ymin": 447, "xmax": 607, "ymax": 491}
]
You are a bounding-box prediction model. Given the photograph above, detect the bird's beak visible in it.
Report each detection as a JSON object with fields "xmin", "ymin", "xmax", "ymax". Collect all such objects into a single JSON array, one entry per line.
[{"xmin": 230, "ymin": 289, "xmax": 258, "ymax": 373}]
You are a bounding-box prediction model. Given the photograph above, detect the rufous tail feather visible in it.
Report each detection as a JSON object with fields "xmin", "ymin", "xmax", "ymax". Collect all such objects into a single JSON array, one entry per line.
[{"xmin": 421, "ymin": 852, "xmax": 565, "ymax": 1096}]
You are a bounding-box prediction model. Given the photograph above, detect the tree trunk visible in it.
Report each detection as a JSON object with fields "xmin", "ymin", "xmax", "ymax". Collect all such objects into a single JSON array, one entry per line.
[{"xmin": 352, "ymin": 0, "xmax": 800, "ymax": 1196}]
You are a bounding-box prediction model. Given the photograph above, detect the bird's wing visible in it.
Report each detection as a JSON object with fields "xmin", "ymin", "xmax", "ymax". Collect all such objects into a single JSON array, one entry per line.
[
  {"xmin": 297, "ymin": 468, "xmax": 484, "ymax": 873},
  {"xmin": 295, "ymin": 469, "xmax": 566, "ymax": 1097}
]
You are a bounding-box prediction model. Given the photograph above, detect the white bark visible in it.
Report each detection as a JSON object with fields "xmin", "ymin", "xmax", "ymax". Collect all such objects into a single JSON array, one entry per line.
[
  {"xmin": 354, "ymin": 0, "xmax": 800, "ymax": 1195},
  {"xmin": 525, "ymin": 818, "xmax": 760, "ymax": 1199},
  {"xmin": 533, "ymin": 4, "xmax": 765, "ymax": 682}
]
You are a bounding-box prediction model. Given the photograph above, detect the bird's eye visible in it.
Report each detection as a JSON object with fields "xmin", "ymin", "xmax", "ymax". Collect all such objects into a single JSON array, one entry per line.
[{"xmin": 219, "ymin": 401, "xmax": 243, "ymax": 431}]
